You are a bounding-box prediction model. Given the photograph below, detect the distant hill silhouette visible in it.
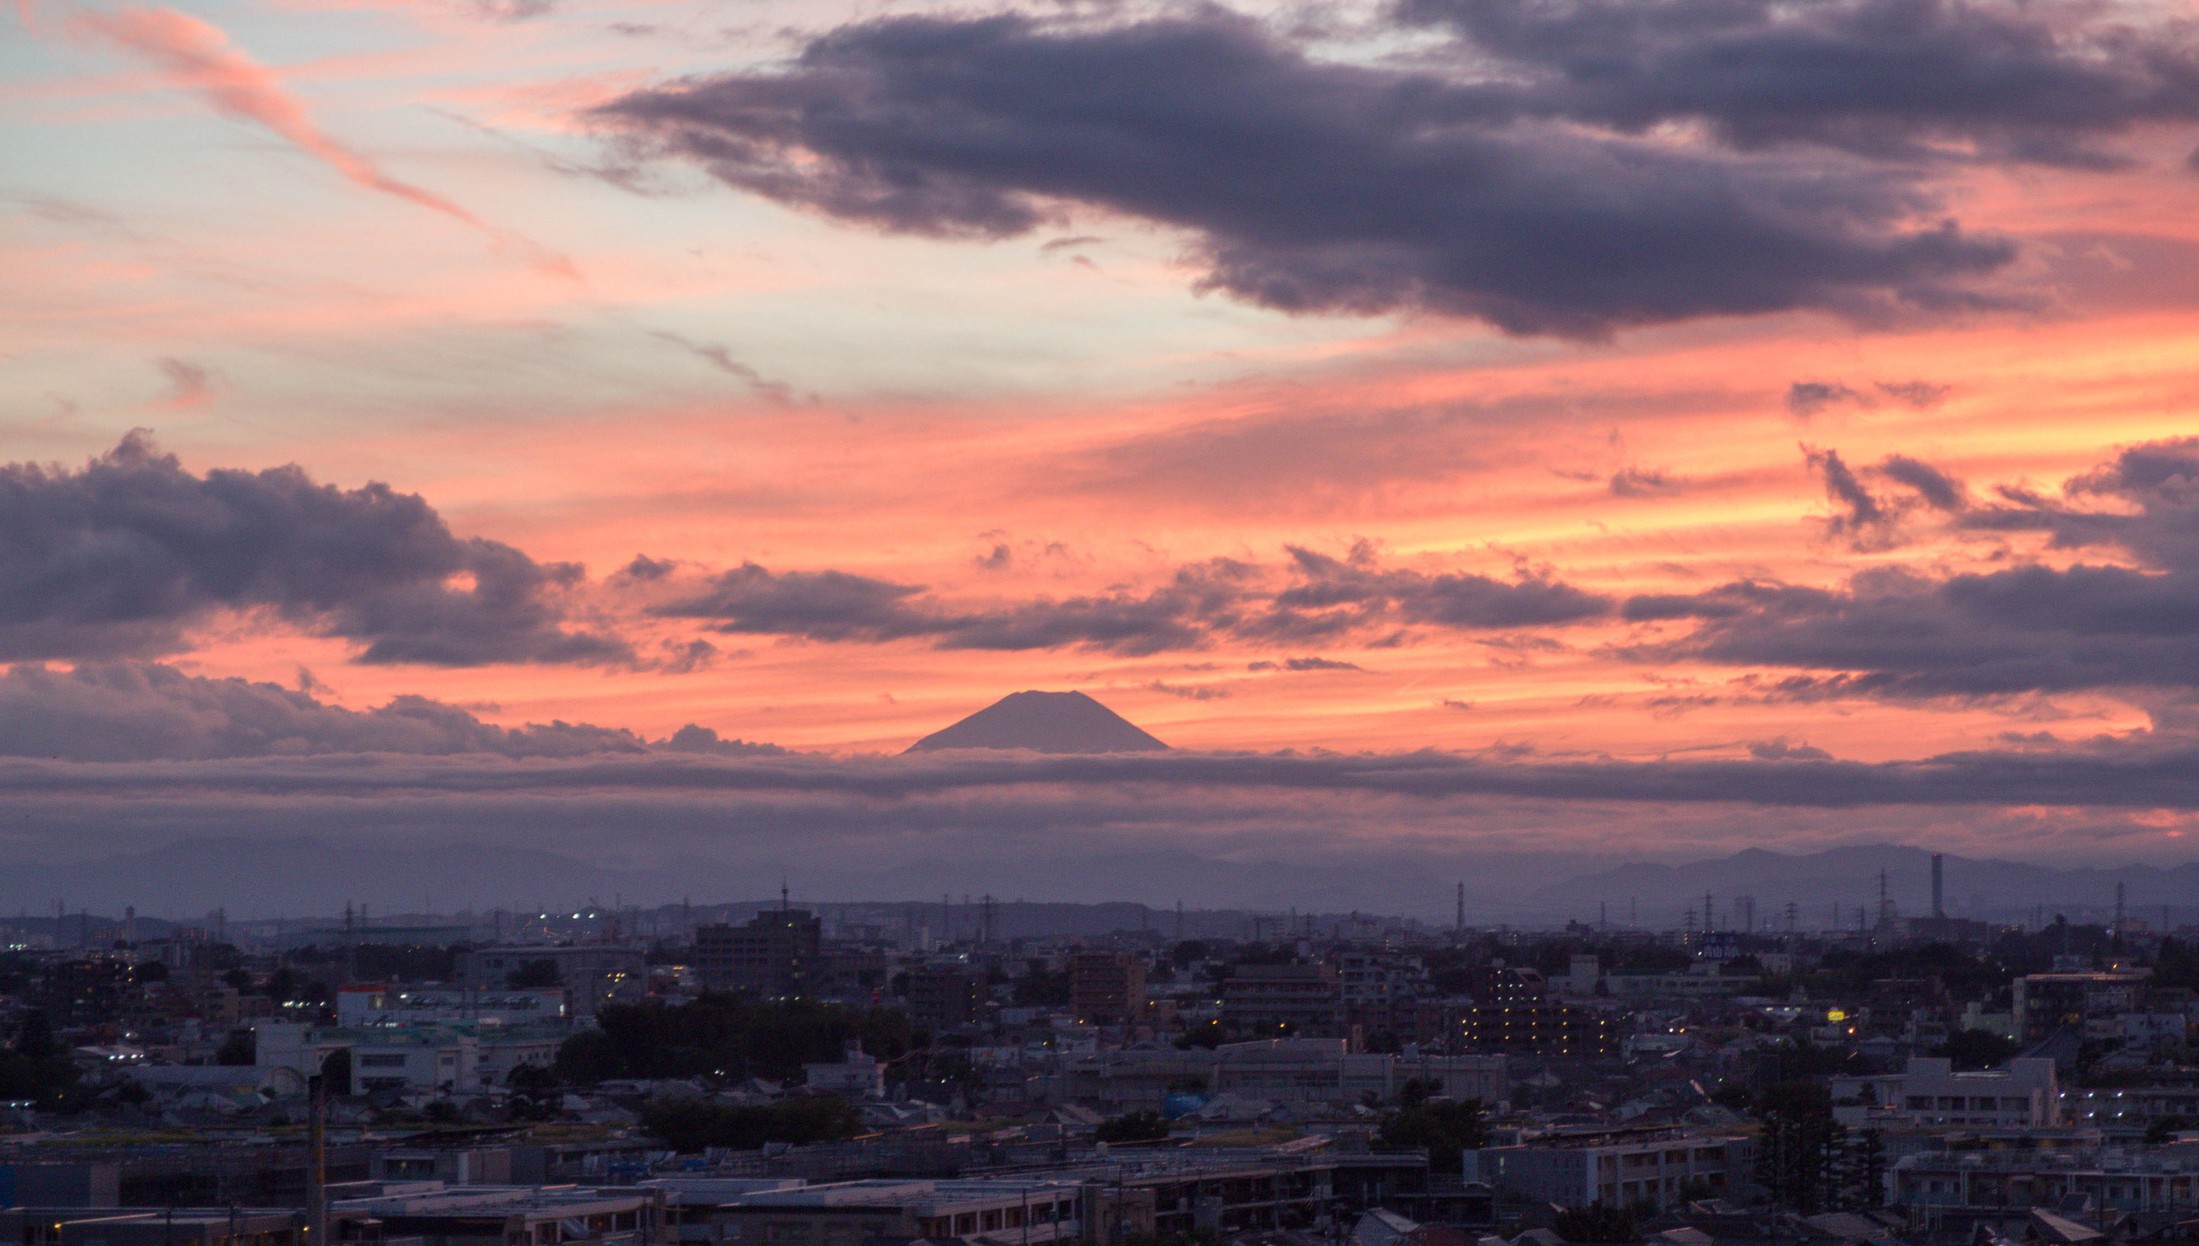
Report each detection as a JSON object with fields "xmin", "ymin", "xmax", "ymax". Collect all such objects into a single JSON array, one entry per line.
[{"xmin": 907, "ymin": 690, "xmax": 1168, "ymax": 754}]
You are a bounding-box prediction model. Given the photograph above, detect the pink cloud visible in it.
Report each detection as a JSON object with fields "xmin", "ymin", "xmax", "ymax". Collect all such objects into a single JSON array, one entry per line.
[{"xmin": 70, "ymin": 5, "xmax": 575, "ymax": 277}]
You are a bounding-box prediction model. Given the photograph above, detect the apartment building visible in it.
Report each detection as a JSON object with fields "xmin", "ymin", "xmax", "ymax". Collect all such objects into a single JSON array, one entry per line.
[
  {"xmin": 1070, "ymin": 951, "xmax": 1148, "ymax": 1026},
  {"xmin": 1463, "ymin": 1127, "xmax": 1752, "ymax": 1210},
  {"xmin": 1223, "ymin": 964, "xmax": 1341, "ymax": 1036}
]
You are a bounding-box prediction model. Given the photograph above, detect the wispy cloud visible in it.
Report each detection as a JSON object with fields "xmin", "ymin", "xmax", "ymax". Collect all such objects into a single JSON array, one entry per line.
[{"xmin": 71, "ymin": 6, "xmax": 576, "ymax": 276}]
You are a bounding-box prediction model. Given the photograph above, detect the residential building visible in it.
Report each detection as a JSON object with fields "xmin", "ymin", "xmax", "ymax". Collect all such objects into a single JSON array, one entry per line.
[
  {"xmin": 1050, "ymin": 1042, "xmax": 1505, "ymax": 1111},
  {"xmin": 651, "ymin": 1176, "xmax": 1089, "ymax": 1246},
  {"xmin": 803, "ymin": 1044, "xmax": 887, "ymax": 1098},
  {"xmin": 1832, "ymin": 1057, "xmax": 2060, "ymax": 1129},
  {"xmin": 0, "ymin": 1209, "xmax": 301, "ymax": 1246},
  {"xmin": 257, "ymin": 1020, "xmax": 567, "ymax": 1094},
  {"xmin": 1223, "ymin": 963, "xmax": 1341, "ymax": 1036},
  {"xmin": 902, "ymin": 968, "xmax": 985, "ymax": 1032},
  {"xmin": 1460, "ymin": 968, "xmax": 1615, "ymax": 1056},
  {"xmin": 1893, "ymin": 1145, "xmax": 2199, "ymax": 1211},
  {"xmin": 1070, "ymin": 951, "xmax": 1147, "ymax": 1026},
  {"xmin": 337, "ymin": 985, "xmax": 569, "ymax": 1027},
  {"xmin": 453, "ymin": 945, "xmax": 645, "ymax": 1016},
  {"xmin": 696, "ymin": 910, "xmax": 824, "ymax": 997},
  {"xmin": 330, "ymin": 1184, "xmax": 665, "ymax": 1246},
  {"xmin": 2013, "ymin": 971, "xmax": 2149, "ymax": 1041},
  {"xmin": 1463, "ymin": 1126, "xmax": 1752, "ymax": 1210}
]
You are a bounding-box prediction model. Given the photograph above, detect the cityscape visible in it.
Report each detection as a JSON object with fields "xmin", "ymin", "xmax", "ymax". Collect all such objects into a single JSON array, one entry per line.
[{"xmin": 5, "ymin": 841, "xmax": 2199, "ymax": 1246}]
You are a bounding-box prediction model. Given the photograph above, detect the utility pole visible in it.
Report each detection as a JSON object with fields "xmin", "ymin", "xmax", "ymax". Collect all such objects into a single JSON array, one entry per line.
[{"xmin": 307, "ymin": 1068, "xmax": 328, "ymax": 1246}]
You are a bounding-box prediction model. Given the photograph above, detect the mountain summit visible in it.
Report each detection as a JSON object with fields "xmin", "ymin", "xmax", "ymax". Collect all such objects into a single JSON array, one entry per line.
[{"xmin": 907, "ymin": 690, "xmax": 1169, "ymax": 754}]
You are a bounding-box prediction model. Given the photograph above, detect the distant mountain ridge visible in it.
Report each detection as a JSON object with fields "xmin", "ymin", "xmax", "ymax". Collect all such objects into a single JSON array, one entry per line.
[
  {"xmin": 1524, "ymin": 844, "xmax": 2199, "ymax": 926},
  {"xmin": 906, "ymin": 690, "xmax": 1168, "ymax": 753},
  {"xmin": 1, "ymin": 835, "xmax": 2193, "ymax": 923}
]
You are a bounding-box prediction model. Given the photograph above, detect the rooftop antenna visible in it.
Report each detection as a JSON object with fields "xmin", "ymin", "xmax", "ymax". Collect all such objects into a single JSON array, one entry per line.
[
  {"xmin": 1455, "ymin": 882, "xmax": 1465, "ymax": 935},
  {"xmin": 781, "ymin": 879, "xmax": 790, "ymax": 913},
  {"xmin": 1704, "ymin": 891, "xmax": 1715, "ymax": 934},
  {"xmin": 1931, "ymin": 853, "xmax": 1946, "ymax": 919}
]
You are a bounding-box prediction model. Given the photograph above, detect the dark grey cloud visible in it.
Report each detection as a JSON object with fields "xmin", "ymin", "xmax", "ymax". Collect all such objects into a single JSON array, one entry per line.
[
  {"xmin": 595, "ymin": 11, "xmax": 2013, "ymax": 337},
  {"xmin": 657, "ymin": 545, "xmax": 1610, "ymax": 654},
  {"xmin": 0, "ymin": 435, "xmax": 629, "ymax": 666},
  {"xmin": 1805, "ymin": 444, "xmax": 1886, "ymax": 534},
  {"xmin": 1877, "ymin": 379, "xmax": 1951, "ymax": 408},
  {"xmin": 1267, "ymin": 545, "xmax": 1612, "ymax": 633},
  {"xmin": 1402, "ymin": 0, "xmax": 2199, "ymax": 169},
  {"xmin": 1749, "ymin": 737, "xmax": 1833, "ymax": 761},
  {"xmin": 1146, "ymin": 679, "xmax": 1230, "ymax": 700},
  {"xmin": 1879, "ymin": 452, "xmax": 1966, "ymax": 510},
  {"xmin": 1787, "ymin": 380, "xmax": 1866, "ymax": 416},
  {"xmin": 1966, "ymin": 437, "xmax": 2199, "ymax": 572},
  {"xmin": 655, "ymin": 559, "xmax": 1247, "ymax": 655},
  {"xmin": 1800, "ymin": 445, "xmax": 1968, "ymax": 544},
  {"xmin": 1634, "ymin": 439, "xmax": 2199, "ymax": 696},
  {"xmin": 0, "ymin": 661, "xmax": 777, "ymax": 762},
  {"xmin": 1248, "ymin": 655, "xmax": 1364, "ymax": 671},
  {"xmin": 1609, "ymin": 466, "xmax": 1682, "ymax": 497},
  {"xmin": 619, "ymin": 554, "xmax": 678, "ymax": 581}
]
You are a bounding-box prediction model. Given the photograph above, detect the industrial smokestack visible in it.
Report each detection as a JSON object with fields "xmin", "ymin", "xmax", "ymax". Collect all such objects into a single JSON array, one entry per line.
[{"xmin": 1931, "ymin": 853, "xmax": 1945, "ymax": 919}]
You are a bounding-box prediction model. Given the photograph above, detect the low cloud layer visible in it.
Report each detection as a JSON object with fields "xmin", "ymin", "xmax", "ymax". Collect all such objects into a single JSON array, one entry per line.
[
  {"xmin": 596, "ymin": 10, "xmax": 2015, "ymax": 336},
  {"xmin": 0, "ymin": 662, "xmax": 781, "ymax": 762},
  {"xmin": 0, "ymin": 435, "xmax": 628, "ymax": 665}
]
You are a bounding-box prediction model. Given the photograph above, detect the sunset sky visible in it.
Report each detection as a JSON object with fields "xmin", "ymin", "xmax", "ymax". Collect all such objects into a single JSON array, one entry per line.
[{"xmin": 9, "ymin": 0, "xmax": 2199, "ymax": 912}]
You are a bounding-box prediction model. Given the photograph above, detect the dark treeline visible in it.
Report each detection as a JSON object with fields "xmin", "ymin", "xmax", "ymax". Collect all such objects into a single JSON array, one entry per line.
[
  {"xmin": 637, "ymin": 1096, "xmax": 866, "ymax": 1152},
  {"xmin": 555, "ymin": 995, "xmax": 920, "ymax": 1083}
]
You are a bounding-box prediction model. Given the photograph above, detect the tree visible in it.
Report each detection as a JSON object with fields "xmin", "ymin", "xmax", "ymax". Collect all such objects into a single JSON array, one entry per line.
[
  {"xmin": 508, "ymin": 959, "xmax": 562, "ymax": 989},
  {"xmin": 556, "ymin": 996, "xmax": 918, "ymax": 1084},
  {"xmin": 1936, "ymin": 1029, "xmax": 2017, "ymax": 1072},
  {"xmin": 507, "ymin": 1063, "xmax": 562, "ymax": 1122},
  {"xmin": 1755, "ymin": 1081, "xmax": 1846, "ymax": 1213},
  {"xmin": 1553, "ymin": 1204, "xmax": 1637, "ymax": 1244},
  {"xmin": 13, "ymin": 1010, "xmax": 58, "ymax": 1060},
  {"xmin": 639, "ymin": 1096, "xmax": 862, "ymax": 1152},
  {"xmin": 0, "ymin": 1011, "xmax": 79, "ymax": 1110},
  {"xmin": 1373, "ymin": 1097, "xmax": 1488, "ymax": 1170},
  {"xmin": 319, "ymin": 1048, "xmax": 351, "ymax": 1095},
  {"xmin": 1096, "ymin": 1110, "xmax": 1171, "ymax": 1143},
  {"xmin": 266, "ymin": 966, "xmax": 300, "ymax": 1001},
  {"xmin": 215, "ymin": 1030, "xmax": 255, "ymax": 1066},
  {"xmin": 1842, "ymin": 1128, "xmax": 1887, "ymax": 1209}
]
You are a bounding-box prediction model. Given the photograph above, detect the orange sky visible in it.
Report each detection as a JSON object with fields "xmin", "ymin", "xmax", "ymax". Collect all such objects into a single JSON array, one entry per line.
[{"xmin": 9, "ymin": 0, "xmax": 2199, "ymax": 902}]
